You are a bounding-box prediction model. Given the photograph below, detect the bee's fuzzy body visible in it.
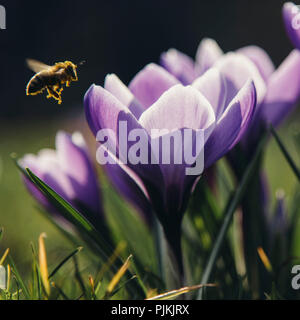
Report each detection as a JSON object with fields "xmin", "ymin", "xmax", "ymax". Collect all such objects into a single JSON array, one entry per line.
[{"xmin": 26, "ymin": 61, "xmax": 78, "ymax": 104}]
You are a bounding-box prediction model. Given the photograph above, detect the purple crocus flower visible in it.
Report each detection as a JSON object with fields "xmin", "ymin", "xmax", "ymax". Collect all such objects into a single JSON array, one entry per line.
[
  {"xmin": 84, "ymin": 63, "xmax": 256, "ymax": 246},
  {"xmin": 270, "ymin": 190, "xmax": 289, "ymax": 238},
  {"xmin": 283, "ymin": 2, "xmax": 300, "ymax": 50},
  {"xmin": 20, "ymin": 131, "xmax": 103, "ymax": 228},
  {"xmin": 161, "ymin": 38, "xmax": 300, "ymax": 144}
]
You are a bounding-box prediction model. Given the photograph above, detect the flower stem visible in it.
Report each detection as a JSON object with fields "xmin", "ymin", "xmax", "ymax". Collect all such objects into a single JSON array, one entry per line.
[
  {"xmin": 154, "ymin": 217, "xmax": 167, "ymax": 285},
  {"xmin": 163, "ymin": 222, "xmax": 185, "ymax": 290}
]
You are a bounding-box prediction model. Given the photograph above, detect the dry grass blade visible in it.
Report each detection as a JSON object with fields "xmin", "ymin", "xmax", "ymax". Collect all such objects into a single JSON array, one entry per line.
[
  {"xmin": 89, "ymin": 275, "xmax": 95, "ymax": 294},
  {"xmin": 95, "ymin": 241, "xmax": 126, "ymax": 285},
  {"xmin": 0, "ymin": 248, "xmax": 9, "ymax": 265},
  {"xmin": 39, "ymin": 233, "xmax": 50, "ymax": 296},
  {"xmin": 106, "ymin": 254, "xmax": 132, "ymax": 295},
  {"xmin": 146, "ymin": 283, "xmax": 217, "ymax": 300},
  {"xmin": 257, "ymin": 247, "xmax": 273, "ymax": 273},
  {"xmin": 6, "ymin": 264, "xmax": 11, "ymax": 291}
]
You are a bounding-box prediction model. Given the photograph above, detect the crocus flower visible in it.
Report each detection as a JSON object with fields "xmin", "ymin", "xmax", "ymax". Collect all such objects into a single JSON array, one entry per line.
[
  {"xmin": 84, "ymin": 63, "xmax": 256, "ymax": 260},
  {"xmin": 270, "ymin": 190, "xmax": 289, "ymax": 238},
  {"xmin": 20, "ymin": 131, "xmax": 103, "ymax": 229},
  {"xmin": 283, "ymin": 2, "xmax": 300, "ymax": 50},
  {"xmin": 268, "ymin": 190, "xmax": 290, "ymax": 267},
  {"xmin": 161, "ymin": 38, "xmax": 300, "ymax": 148},
  {"xmin": 105, "ymin": 155, "xmax": 153, "ymax": 225}
]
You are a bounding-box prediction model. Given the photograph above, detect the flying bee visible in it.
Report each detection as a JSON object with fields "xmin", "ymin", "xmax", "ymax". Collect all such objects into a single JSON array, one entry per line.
[{"xmin": 26, "ymin": 59, "xmax": 84, "ymax": 104}]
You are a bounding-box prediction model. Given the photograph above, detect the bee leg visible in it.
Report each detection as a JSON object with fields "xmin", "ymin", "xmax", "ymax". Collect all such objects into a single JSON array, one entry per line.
[
  {"xmin": 53, "ymin": 83, "xmax": 63, "ymax": 95},
  {"xmin": 46, "ymin": 87, "xmax": 52, "ymax": 99},
  {"xmin": 55, "ymin": 87, "xmax": 63, "ymax": 104},
  {"xmin": 46, "ymin": 86, "xmax": 62, "ymax": 104},
  {"xmin": 66, "ymin": 81, "xmax": 70, "ymax": 87},
  {"xmin": 57, "ymin": 84, "xmax": 64, "ymax": 95}
]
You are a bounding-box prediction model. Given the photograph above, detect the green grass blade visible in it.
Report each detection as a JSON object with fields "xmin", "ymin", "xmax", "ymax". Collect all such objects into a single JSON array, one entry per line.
[
  {"xmin": 7, "ymin": 256, "xmax": 30, "ymax": 299},
  {"xmin": 153, "ymin": 217, "xmax": 167, "ymax": 289},
  {"xmin": 26, "ymin": 169, "xmax": 94, "ymax": 232},
  {"xmin": 197, "ymin": 132, "xmax": 267, "ymax": 299},
  {"xmin": 23, "ymin": 168, "xmax": 145, "ymax": 298},
  {"xmin": 24, "ymin": 168, "xmax": 114, "ymax": 259},
  {"xmin": 49, "ymin": 247, "xmax": 83, "ymax": 279},
  {"xmin": 51, "ymin": 282, "xmax": 70, "ymax": 300},
  {"xmin": 30, "ymin": 242, "xmax": 42, "ymax": 300},
  {"xmin": 270, "ymin": 126, "xmax": 300, "ymax": 182},
  {"xmin": 73, "ymin": 256, "xmax": 89, "ymax": 299}
]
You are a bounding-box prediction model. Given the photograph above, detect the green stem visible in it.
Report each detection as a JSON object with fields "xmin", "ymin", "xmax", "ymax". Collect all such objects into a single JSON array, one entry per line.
[
  {"xmin": 163, "ymin": 222, "xmax": 185, "ymax": 290},
  {"xmin": 154, "ymin": 217, "xmax": 167, "ymax": 286}
]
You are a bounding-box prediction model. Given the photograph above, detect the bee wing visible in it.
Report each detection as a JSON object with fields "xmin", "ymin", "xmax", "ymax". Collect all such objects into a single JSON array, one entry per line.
[{"xmin": 26, "ymin": 59, "xmax": 51, "ymax": 73}]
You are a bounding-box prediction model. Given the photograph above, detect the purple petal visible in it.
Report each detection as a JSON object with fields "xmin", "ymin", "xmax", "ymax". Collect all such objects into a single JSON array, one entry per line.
[
  {"xmin": 229, "ymin": 80, "xmax": 257, "ymax": 147},
  {"xmin": 283, "ymin": 2, "xmax": 300, "ymax": 50},
  {"xmin": 20, "ymin": 151, "xmax": 74, "ymax": 211},
  {"xmin": 55, "ymin": 131, "xmax": 101, "ymax": 215},
  {"xmin": 139, "ymin": 84, "xmax": 215, "ymax": 134},
  {"xmin": 138, "ymin": 84, "xmax": 215, "ymax": 216},
  {"xmin": 214, "ymin": 52, "xmax": 266, "ymax": 105},
  {"xmin": 262, "ymin": 49, "xmax": 300, "ymax": 126},
  {"xmin": 145, "ymin": 128, "xmax": 204, "ymax": 218},
  {"xmin": 204, "ymin": 80, "xmax": 256, "ymax": 168},
  {"xmin": 85, "ymin": 84, "xmax": 132, "ymax": 137},
  {"xmin": 84, "ymin": 84, "xmax": 165, "ymax": 193},
  {"xmin": 104, "ymin": 74, "xmax": 145, "ymax": 119},
  {"xmin": 84, "ymin": 84, "xmax": 145, "ymax": 159},
  {"xmin": 195, "ymin": 38, "xmax": 223, "ymax": 75},
  {"xmin": 104, "ymin": 151, "xmax": 153, "ymax": 225},
  {"xmin": 192, "ymin": 68, "xmax": 227, "ymax": 120},
  {"xmin": 237, "ymin": 46, "xmax": 275, "ymax": 82},
  {"xmin": 160, "ymin": 49, "xmax": 197, "ymax": 85},
  {"xmin": 128, "ymin": 63, "xmax": 180, "ymax": 109}
]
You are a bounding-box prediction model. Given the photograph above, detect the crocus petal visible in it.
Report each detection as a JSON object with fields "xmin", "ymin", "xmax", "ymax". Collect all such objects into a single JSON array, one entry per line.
[
  {"xmin": 139, "ymin": 85, "xmax": 214, "ymax": 217},
  {"xmin": 160, "ymin": 48, "xmax": 197, "ymax": 85},
  {"xmin": 283, "ymin": 2, "xmax": 300, "ymax": 49},
  {"xmin": 55, "ymin": 131, "xmax": 101, "ymax": 215},
  {"xmin": 147, "ymin": 128, "xmax": 205, "ymax": 218},
  {"xmin": 262, "ymin": 49, "xmax": 300, "ymax": 126},
  {"xmin": 84, "ymin": 83, "xmax": 143, "ymax": 152},
  {"xmin": 192, "ymin": 68, "xmax": 227, "ymax": 120},
  {"xmin": 104, "ymin": 74, "xmax": 145, "ymax": 119},
  {"xmin": 128, "ymin": 63, "xmax": 180, "ymax": 109},
  {"xmin": 214, "ymin": 52, "xmax": 266, "ymax": 106},
  {"xmin": 31, "ymin": 150, "xmax": 75, "ymax": 200},
  {"xmin": 20, "ymin": 152, "xmax": 74, "ymax": 210},
  {"xmin": 204, "ymin": 80, "xmax": 256, "ymax": 168},
  {"xmin": 104, "ymin": 150, "xmax": 153, "ymax": 225},
  {"xmin": 20, "ymin": 154, "xmax": 55, "ymax": 211},
  {"xmin": 195, "ymin": 38, "xmax": 224, "ymax": 75},
  {"xmin": 85, "ymin": 84, "xmax": 165, "ymax": 192},
  {"xmin": 237, "ymin": 46, "xmax": 275, "ymax": 81},
  {"xmin": 139, "ymin": 84, "xmax": 216, "ymax": 134},
  {"xmin": 229, "ymin": 80, "xmax": 257, "ymax": 146},
  {"xmin": 85, "ymin": 83, "xmax": 146, "ymax": 163}
]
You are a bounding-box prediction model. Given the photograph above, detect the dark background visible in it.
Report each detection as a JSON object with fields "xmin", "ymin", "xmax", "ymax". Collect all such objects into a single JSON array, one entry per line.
[{"xmin": 0, "ymin": 0, "xmax": 293, "ymax": 119}]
